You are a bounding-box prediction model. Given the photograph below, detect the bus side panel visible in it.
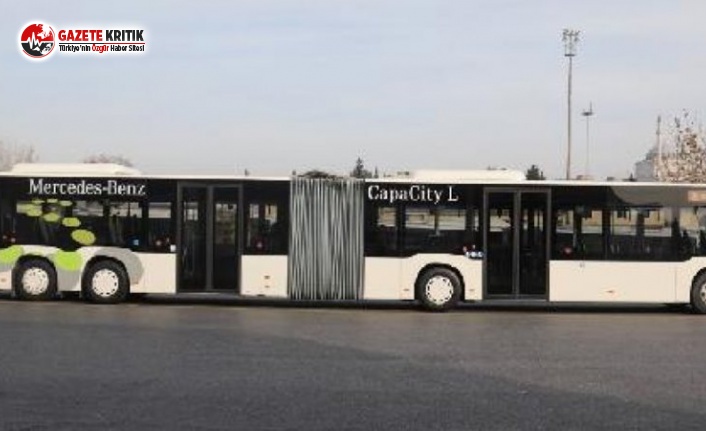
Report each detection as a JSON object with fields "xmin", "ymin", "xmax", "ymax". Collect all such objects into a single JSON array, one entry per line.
[
  {"xmin": 134, "ymin": 253, "xmax": 177, "ymax": 294},
  {"xmin": 363, "ymin": 257, "xmax": 402, "ymax": 300},
  {"xmin": 66, "ymin": 249, "xmax": 177, "ymax": 294},
  {"xmin": 240, "ymin": 255, "xmax": 287, "ymax": 297},
  {"xmin": 0, "ymin": 269, "xmax": 11, "ymax": 291},
  {"xmin": 674, "ymin": 257, "xmax": 706, "ymax": 303},
  {"xmin": 549, "ymin": 261, "xmax": 676, "ymax": 302},
  {"xmin": 0, "ymin": 246, "xmax": 177, "ymax": 294},
  {"xmin": 67, "ymin": 248, "xmax": 176, "ymax": 294}
]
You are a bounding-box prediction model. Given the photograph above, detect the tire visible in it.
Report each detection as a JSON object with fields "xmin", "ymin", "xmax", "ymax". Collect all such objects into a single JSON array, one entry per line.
[
  {"xmin": 690, "ymin": 273, "xmax": 706, "ymax": 314},
  {"xmin": 417, "ymin": 267, "xmax": 461, "ymax": 311},
  {"xmin": 14, "ymin": 259, "xmax": 58, "ymax": 301},
  {"xmin": 83, "ymin": 260, "xmax": 129, "ymax": 304}
]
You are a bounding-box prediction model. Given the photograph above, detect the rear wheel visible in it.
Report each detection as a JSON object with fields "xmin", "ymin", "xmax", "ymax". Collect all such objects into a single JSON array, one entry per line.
[
  {"xmin": 417, "ymin": 267, "xmax": 461, "ymax": 311},
  {"xmin": 83, "ymin": 260, "xmax": 129, "ymax": 304},
  {"xmin": 691, "ymin": 273, "xmax": 706, "ymax": 314},
  {"xmin": 14, "ymin": 259, "xmax": 57, "ymax": 301}
]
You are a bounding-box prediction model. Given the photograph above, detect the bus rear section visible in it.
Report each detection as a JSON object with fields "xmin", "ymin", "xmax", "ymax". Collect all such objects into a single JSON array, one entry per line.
[{"xmin": 0, "ymin": 168, "xmax": 179, "ymax": 303}]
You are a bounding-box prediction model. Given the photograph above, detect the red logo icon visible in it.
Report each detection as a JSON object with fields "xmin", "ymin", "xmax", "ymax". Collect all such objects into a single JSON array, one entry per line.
[{"xmin": 20, "ymin": 23, "xmax": 55, "ymax": 58}]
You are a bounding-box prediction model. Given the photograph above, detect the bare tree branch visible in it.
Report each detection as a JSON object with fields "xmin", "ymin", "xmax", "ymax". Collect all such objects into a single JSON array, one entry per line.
[
  {"xmin": 82, "ymin": 153, "xmax": 133, "ymax": 167},
  {"xmin": 0, "ymin": 140, "xmax": 38, "ymax": 171},
  {"xmin": 654, "ymin": 111, "xmax": 706, "ymax": 183}
]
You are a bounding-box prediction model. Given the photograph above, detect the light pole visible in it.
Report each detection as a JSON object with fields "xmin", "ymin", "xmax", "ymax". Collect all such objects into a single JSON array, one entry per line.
[
  {"xmin": 582, "ymin": 103, "xmax": 594, "ymax": 178},
  {"xmin": 562, "ymin": 29, "xmax": 580, "ymax": 180}
]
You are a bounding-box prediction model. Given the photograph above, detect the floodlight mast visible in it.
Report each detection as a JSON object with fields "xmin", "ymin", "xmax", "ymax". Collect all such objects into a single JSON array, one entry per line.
[{"xmin": 562, "ymin": 29, "xmax": 580, "ymax": 180}]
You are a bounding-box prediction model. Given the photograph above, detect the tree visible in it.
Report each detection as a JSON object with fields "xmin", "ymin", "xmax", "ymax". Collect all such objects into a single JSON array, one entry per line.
[
  {"xmin": 82, "ymin": 153, "xmax": 133, "ymax": 167},
  {"xmin": 0, "ymin": 140, "xmax": 38, "ymax": 171},
  {"xmin": 350, "ymin": 157, "xmax": 373, "ymax": 179},
  {"xmin": 525, "ymin": 164, "xmax": 545, "ymax": 180},
  {"xmin": 655, "ymin": 111, "xmax": 706, "ymax": 183},
  {"xmin": 299, "ymin": 169, "xmax": 339, "ymax": 179}
]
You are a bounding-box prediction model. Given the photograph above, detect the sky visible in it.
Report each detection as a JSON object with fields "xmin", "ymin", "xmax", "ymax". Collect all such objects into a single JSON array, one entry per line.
[{"xmin": 2, "ymin": 0, "xmax": 706, "ymax": 180}]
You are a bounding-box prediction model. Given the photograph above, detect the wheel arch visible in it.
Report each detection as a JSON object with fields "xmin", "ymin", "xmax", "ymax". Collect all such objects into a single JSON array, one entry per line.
[
  {"xmin": 81, "ymin": 255, "xmax": 131, "ymax": 296},
  {"xmin": 12, "ymin": 255, "xmax": 56, "ymax": 295},
  {"xmin": 691, "ymin": 267, "xmax": 706, "ymax": 290},
  {"xmin": 414, "ymin": 263, "xmax": 465, "ymax": 301},
  {"xmin": 688, "ymin": 266, "xmax": 706, "ymax": 314}
]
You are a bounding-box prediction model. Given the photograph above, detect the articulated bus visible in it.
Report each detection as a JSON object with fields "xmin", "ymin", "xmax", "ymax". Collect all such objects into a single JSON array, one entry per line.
[{"xmin": 2, "ymin": 163, "xmax": 706, "ymax": 313}]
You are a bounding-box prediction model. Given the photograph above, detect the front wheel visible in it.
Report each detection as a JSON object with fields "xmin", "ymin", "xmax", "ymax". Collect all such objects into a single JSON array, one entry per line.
[
  {"xmin": 417, "ymin": 267, "xmax": 461, "ymax": 311},
  {"xmin": 14, "ymin": 259, "xmax": 57, "ymax": 301},
  {"xmin": 83, "ymin": 260, "xmax": 129, "ymax": 304},
  {"xmin": 691, "ymin": 273, "xmax": 706, "ymax": 314}
]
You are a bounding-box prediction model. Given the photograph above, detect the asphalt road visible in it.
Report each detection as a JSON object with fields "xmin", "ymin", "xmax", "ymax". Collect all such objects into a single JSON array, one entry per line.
[{"xmin": 0, "ymin": 297, "xmax": 705, "ymax": 430}]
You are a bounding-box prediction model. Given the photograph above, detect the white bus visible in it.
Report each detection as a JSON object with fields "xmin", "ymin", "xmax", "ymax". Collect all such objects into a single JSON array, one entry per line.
[{"xmin": 2, "ymin": 163, "xmax": 706, "ymax": 313}]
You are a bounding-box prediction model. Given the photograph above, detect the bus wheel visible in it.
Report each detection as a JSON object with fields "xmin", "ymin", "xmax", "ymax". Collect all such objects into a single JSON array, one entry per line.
[
  {"xmin": 417, "ymin": 267, "xmax": 461, "ymax": 311},
  {"xmin": 691, "ymin": 274, "xmax": 706, "ymax": 314},
  {"xmin": 83, "ymin": 260, "xmax": 129, "ymax": 304},
  {"xmin": 15, "ymin": 259, "xmax": 57, "ymax": 301}
]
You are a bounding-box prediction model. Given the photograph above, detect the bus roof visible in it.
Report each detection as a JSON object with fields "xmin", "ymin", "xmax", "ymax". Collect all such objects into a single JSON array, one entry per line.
[
  {"xmin": 2, "ymin": 163, "xmax": 706, "ymax": 188},
  {"xmin": 10, "ymin": 163, "xmax": 142, "ymax": 176}
]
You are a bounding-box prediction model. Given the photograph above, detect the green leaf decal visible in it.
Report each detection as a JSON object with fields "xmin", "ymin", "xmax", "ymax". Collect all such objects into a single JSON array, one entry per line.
[
  {"xmin": 43, "ymin": 213, "xmax": 61, "ymax": 223},
  {"xmin": 0, "ymin": 245, "xmax": 23, "ymax": 264},
  {"xmin": 62, "ymin": 217, "xmax": 81, "ymax": 228},
  {"xmin": 27, "ymin": 207, "xmax": 42, "ymax": 217},
  {"xmin": 71, "ymin": 229, "xmax": 96, "ymax": 246},
  {"xmin": 53, "ymin": 250, "xmax": 82, "ymax": 271}
]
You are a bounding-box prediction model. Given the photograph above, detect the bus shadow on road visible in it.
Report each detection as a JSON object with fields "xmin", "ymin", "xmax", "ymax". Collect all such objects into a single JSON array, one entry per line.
[
  {"xmin": 457, "ymin": 301, "xmax": 691, "ymax": 314},
  {"xmin": 137, "ymin": 294, "xmax": 419, "ymax": 311},
  {"xmin": 135, "ymin": 294, "xmax": 692, "ymax": 315},
  {"xmin": 0, "ymin": 291, "xmax": 694, "ymax": 314}
]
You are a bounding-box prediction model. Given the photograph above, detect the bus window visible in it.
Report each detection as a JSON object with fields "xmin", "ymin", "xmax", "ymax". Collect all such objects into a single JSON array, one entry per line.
[
  {"xmin": 609, "ymin": 207, "xmax": 679, "ymax": 260},
  {"xmin": 246, "ymin": 203, "xmax": 286, "ymax": 254},
  {"xmin": 148, "ymin": 202, "xmax": 173, "ymax": 252},
  {"xmin": 14, "ymin": 200, "xmax": 68, "ymax": 246},
  {"xmin": 70, "ymin": 201, "xmax": 107, "ymax": 246},
  {"xmin": 404, "ymin": 206, "xmax": 465, "ymax": 254},
  {"xmin": 366, "ymin": 206, "xmax": 398, "ymax": 256},
  {"xmin": 108, "ymin": 202, "xmax": 142, "ymax": 248},
  {"xmin": 462, "ymin": 207, "xmax": 482, "ymax": 258},
  {"xmin": 553, "ymin": 207, "xmax": 604, "ymax": 259},
  {"xmin": 679, "ymin": 207, "xmax": 706, "ymax": 257}
]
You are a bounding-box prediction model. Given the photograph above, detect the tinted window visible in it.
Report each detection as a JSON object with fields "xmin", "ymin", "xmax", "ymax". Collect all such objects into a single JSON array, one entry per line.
[
  {"xmin": 553, "ymin": 206, "xmax": 604, "ymax": 259},
  {"xmin": 365, "ymin": 206, "xmax": 398, "ymax": 256},
  {"xmin": 608, "ymin": 207, "xmax": 678, "ymax": 260},
  {"xmin": 2, "ymin": 178, "xmax": 177, "ymax": 254},
  {"xmin": 246, "ymin": 203, "xmax": 286, "ymax": 254},
  {"xmin": 243, "ymin": 181, "xmax": 289, "ymax": 255},
  {"xmin": 402, "ymin": 206, "xmax": 466, "ymax": 253}
]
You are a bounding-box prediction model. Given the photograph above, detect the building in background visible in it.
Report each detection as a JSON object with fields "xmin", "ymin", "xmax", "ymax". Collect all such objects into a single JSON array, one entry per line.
[{"xmin": 634, "ymin": 145, "xmax": 658, "ymax": 182}]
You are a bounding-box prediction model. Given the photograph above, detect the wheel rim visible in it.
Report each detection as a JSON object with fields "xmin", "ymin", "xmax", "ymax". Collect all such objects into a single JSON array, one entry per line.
[
  {"xmin": 425, "ymin": 275, "xmax": 454, "ymax": 306},
  {"xmin": 700, "ymin": 284, "xmax": 706, "ymax": 303},
  {"xmin": 21, "ymin": 267, "xmax": 50, "ymax": 296},
  {"xmin": 92, "ymin": 269, "xmax": 119, "ymax": 298}
]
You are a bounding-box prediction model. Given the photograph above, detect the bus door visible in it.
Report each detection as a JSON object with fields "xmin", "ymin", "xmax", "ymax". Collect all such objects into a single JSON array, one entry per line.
[
  {"xmin": 177, "ymin": 184, "xmax": 241, "ymax": 292},
  {"xmin": 484, "ymin": 189, "xmax": 550, "ymax": 299}
]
